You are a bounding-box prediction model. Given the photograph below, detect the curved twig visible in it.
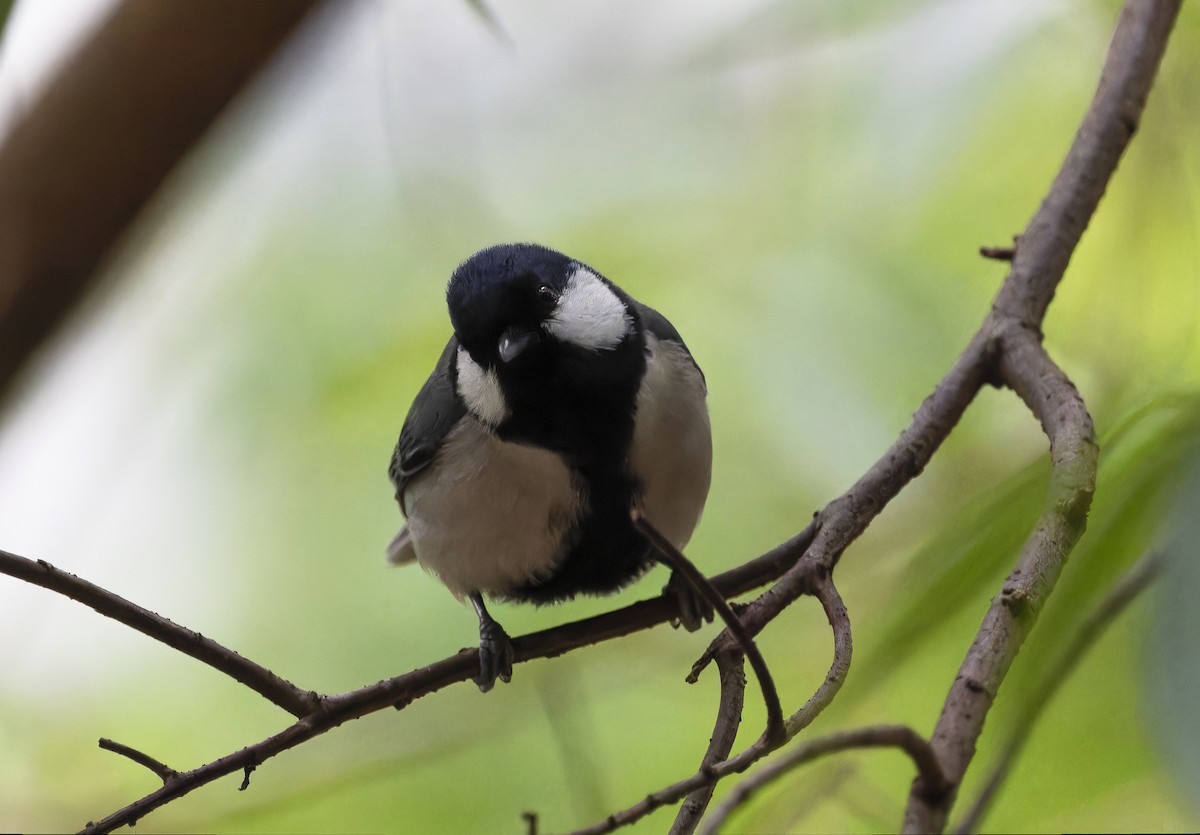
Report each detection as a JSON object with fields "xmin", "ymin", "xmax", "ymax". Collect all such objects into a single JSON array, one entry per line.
[
  {"xmin": 953, "ymin": 549, "xmax": 1163, "ymax": 833},
  {"xmin": 784, "ymin": 573, "xmax": 851, "ymax": 737},
  {"xmin": 900, "ymin": 1, "xmax": 1181, "ymax": 827},
  {"xmin": 669, "ymin": 572, "xmax": 850, "ymax": 834},
  {"xmin": 569, "ymin": 573, "xmax": 853, "ymax": 835},
  {"xmin": 670, "ymin": 650, "xmax": 747, "ymax": 835},
  {"xmin": 902, "ymin": 329, "xmax": 1097, "ymax": 834},
  {"xmin": 700, "ymin": 725, "xmax": 947, "ymax": 835},
  {"xmin": 634, "ymin": 513, "xmax": 785, "ymax": 745}
]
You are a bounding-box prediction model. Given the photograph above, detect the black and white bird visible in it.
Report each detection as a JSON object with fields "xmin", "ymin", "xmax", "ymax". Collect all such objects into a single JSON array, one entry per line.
[{"xmin": 387, "ymin": 243, "xmax": 713, "ymax": 691}]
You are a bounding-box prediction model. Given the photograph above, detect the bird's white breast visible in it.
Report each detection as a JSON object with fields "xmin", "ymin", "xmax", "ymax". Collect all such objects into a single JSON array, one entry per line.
[
  {"xmin": 401, "ymin": 418, "xmax": 581, "ymax": 599},
  {"xmin": 629, "ymin": 334, "xmax": 712, "ymax": 549}
]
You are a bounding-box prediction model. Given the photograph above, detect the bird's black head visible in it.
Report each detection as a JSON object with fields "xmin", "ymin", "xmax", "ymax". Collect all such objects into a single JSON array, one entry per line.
[
  {"xmin": 447, "ymin": 243, "xmax": 572, "ymax": 363},
  {"xmin": 445, "ymin": 243, "xmax": 647, "ymax": 463}
]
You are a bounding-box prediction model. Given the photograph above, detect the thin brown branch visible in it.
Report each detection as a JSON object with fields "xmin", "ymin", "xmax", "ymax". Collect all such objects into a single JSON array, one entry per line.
[
  {"xmin": 671, "ymin": 650, "xmax": 747, "ymax": 835},
  {"xmin": 706, "ymin": 329, "xmax": 993, "ymax": 654},
  {"xmin": 669, "ymin": 571, "xmax": 850, "ymax": 834},
  {"xmin": 0, "ymin": 0, "xmax": 323, "ymax": 400},
  {"xmin": 991, "ymin": 0, "xmax": 1182, "ymax": 327},
  {"xmin": 953, "ymin": 549, "xmax": 1163, "ymax": 834},
  {"xmin": 900, "ymin": 1, "xmax": 1181, "ymax": 827},
  {"xmin": 0, "ymin": 519, "xmax": 819, "ymax": 832},
  {"xmin": 569, "ymin": 731, "xmax": 770, "ymax": 834},
  {"xmin": 60, "ymin": 526, "xmax": 821, "ymax": 832},
  {"xmin": 98, "ymin": 738, "xmax": 179, "ymax": 785},
  {"xmin": 903, "ymin": 334, "xmax": 1098, "ymax": 832},
  {"xmin": 0, "ymin": 515, "xmax": 821, "ymax": 720},
  {"xmin": 0, "ymin": 549, "xmax": 320, "ymax": 717},
  {"xmin": 598, "ymin": 2, "xmax": 1180, "ymax": 829},
  {"xmin": 570, "ymin": 574, "xmax": 853, "ymax": 835},
  {"xmin": 700, "ymin": 725, "xmax": 947, "ymax": 835},
  {"xmin": 634, "ymin": 512, "xmax": 784, "ymax": 746}
]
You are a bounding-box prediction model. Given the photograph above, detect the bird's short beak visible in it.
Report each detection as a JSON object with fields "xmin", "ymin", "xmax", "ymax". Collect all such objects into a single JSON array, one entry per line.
[{"xmin": 498, "ymin": 328, "xmax": 536, "ymax": 363}]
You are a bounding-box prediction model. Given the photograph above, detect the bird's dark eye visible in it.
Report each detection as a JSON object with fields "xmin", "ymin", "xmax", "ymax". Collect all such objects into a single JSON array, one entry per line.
[{"xmin": 536, "ymin": 284, "xmax": 558, "ymax": 303}]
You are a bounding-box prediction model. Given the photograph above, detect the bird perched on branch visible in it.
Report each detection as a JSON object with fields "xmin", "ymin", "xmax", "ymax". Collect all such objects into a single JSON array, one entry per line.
[{"xmin": 387, "ymin": 243, "xmax": 713, "ymax": 691}]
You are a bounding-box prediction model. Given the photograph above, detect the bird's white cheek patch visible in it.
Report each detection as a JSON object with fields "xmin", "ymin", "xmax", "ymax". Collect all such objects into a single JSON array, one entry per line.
[
  {"xmin": 545, "ymin": 267, "xmax": 633, "ymax": 351},
  {"xmin": 456, "ymin": 348, "xmax": 509, "ymax": 426}
]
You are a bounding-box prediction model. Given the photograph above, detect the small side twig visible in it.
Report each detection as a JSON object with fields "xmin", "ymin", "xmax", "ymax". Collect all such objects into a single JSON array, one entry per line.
[
  {"xmin": 701, "ymin": 725, "xmax": 947, "ymax": 835},
  {"xmin": 953, "ymin": 549, "xmax": 1163, "ymax": 833},
  {"xmin": 978, "ymin": 244, "xmax": 1016, "ymax": 262},
  {"xmin": 98, "ymin": 738, "xmax": 179, "ymax": 785},
  {"xmin": 634, "ymin": 513, "xmax": 785, "ymax": 746}
]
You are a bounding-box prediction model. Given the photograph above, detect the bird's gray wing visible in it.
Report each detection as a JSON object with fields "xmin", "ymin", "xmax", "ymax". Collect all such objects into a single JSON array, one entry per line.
[
  {"xmin": 387, "ymin": 336, "xmax": 466, "ymax": 565},
  {"xmin": 632, "ymin": 300, "xmax": 705, "ymax": 382}
]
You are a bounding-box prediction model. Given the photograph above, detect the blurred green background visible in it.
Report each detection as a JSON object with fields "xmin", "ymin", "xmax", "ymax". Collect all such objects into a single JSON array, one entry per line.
[{"xmin": 1, "ymin": 1, "xmax": 1199, "ymax": 832}]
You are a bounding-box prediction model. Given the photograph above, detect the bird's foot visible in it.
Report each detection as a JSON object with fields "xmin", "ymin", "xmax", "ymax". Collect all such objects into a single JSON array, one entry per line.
[
  {"xmin": 663, "ymin": 569, "xmax": 715, "ymax": 632},
  {"xmin": 470, "ymin": 593, "xmax": 514, "ymax": 692},
  {"xmin": 476, "ymin": 619, "xmax": 514, "ymax": 692}
]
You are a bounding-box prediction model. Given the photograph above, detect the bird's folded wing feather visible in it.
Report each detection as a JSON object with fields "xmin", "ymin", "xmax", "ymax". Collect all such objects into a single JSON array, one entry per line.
[
  {"xmin": 632, "ymin": 300, "xmax": 705, "ymax": 381},
  {"xmin": 387, "ymin": 335, "xmax": 467, "ymax": 564}
]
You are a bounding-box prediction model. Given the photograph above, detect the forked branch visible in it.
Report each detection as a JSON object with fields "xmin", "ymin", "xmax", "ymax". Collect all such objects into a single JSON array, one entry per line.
[{"xmin": 0, "ymin": 0, "xmax": 1183, "ymax": 832}]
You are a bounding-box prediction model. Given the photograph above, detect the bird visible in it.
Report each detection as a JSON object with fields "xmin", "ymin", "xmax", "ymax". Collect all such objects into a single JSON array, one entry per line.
[{"xmin": 387, "ymin": 243, "xmax": 713, "ymax": 691}]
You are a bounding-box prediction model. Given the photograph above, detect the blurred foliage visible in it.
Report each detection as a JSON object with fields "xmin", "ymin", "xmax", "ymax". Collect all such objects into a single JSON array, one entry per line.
[
  {"xmin": 0, "ymin": 0, "xmax": 13, "ymax": 43},
  {"xmin": 2, "ymin": 1, "xmax": 1199, "ymax": 833}
]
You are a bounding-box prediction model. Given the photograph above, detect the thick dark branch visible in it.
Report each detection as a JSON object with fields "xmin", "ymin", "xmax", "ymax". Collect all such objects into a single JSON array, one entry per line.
[
  {"xmin": 0, "ymin": 0, "xmax": 322, "ymax": 400},
  {"xmin": 0, "ymin": 550, "xmax": 319, "ymax": 717},
  {"xmin": 953, "ymin": 549, "xmax": 1163, "ymax": 833},
  {"xmin": 701, "ymin": 725, "xmax": 947, "ymax": 835},
  {"xmin": 60, "ymin": 520, "xmax": 820, "ymax": 832}
]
